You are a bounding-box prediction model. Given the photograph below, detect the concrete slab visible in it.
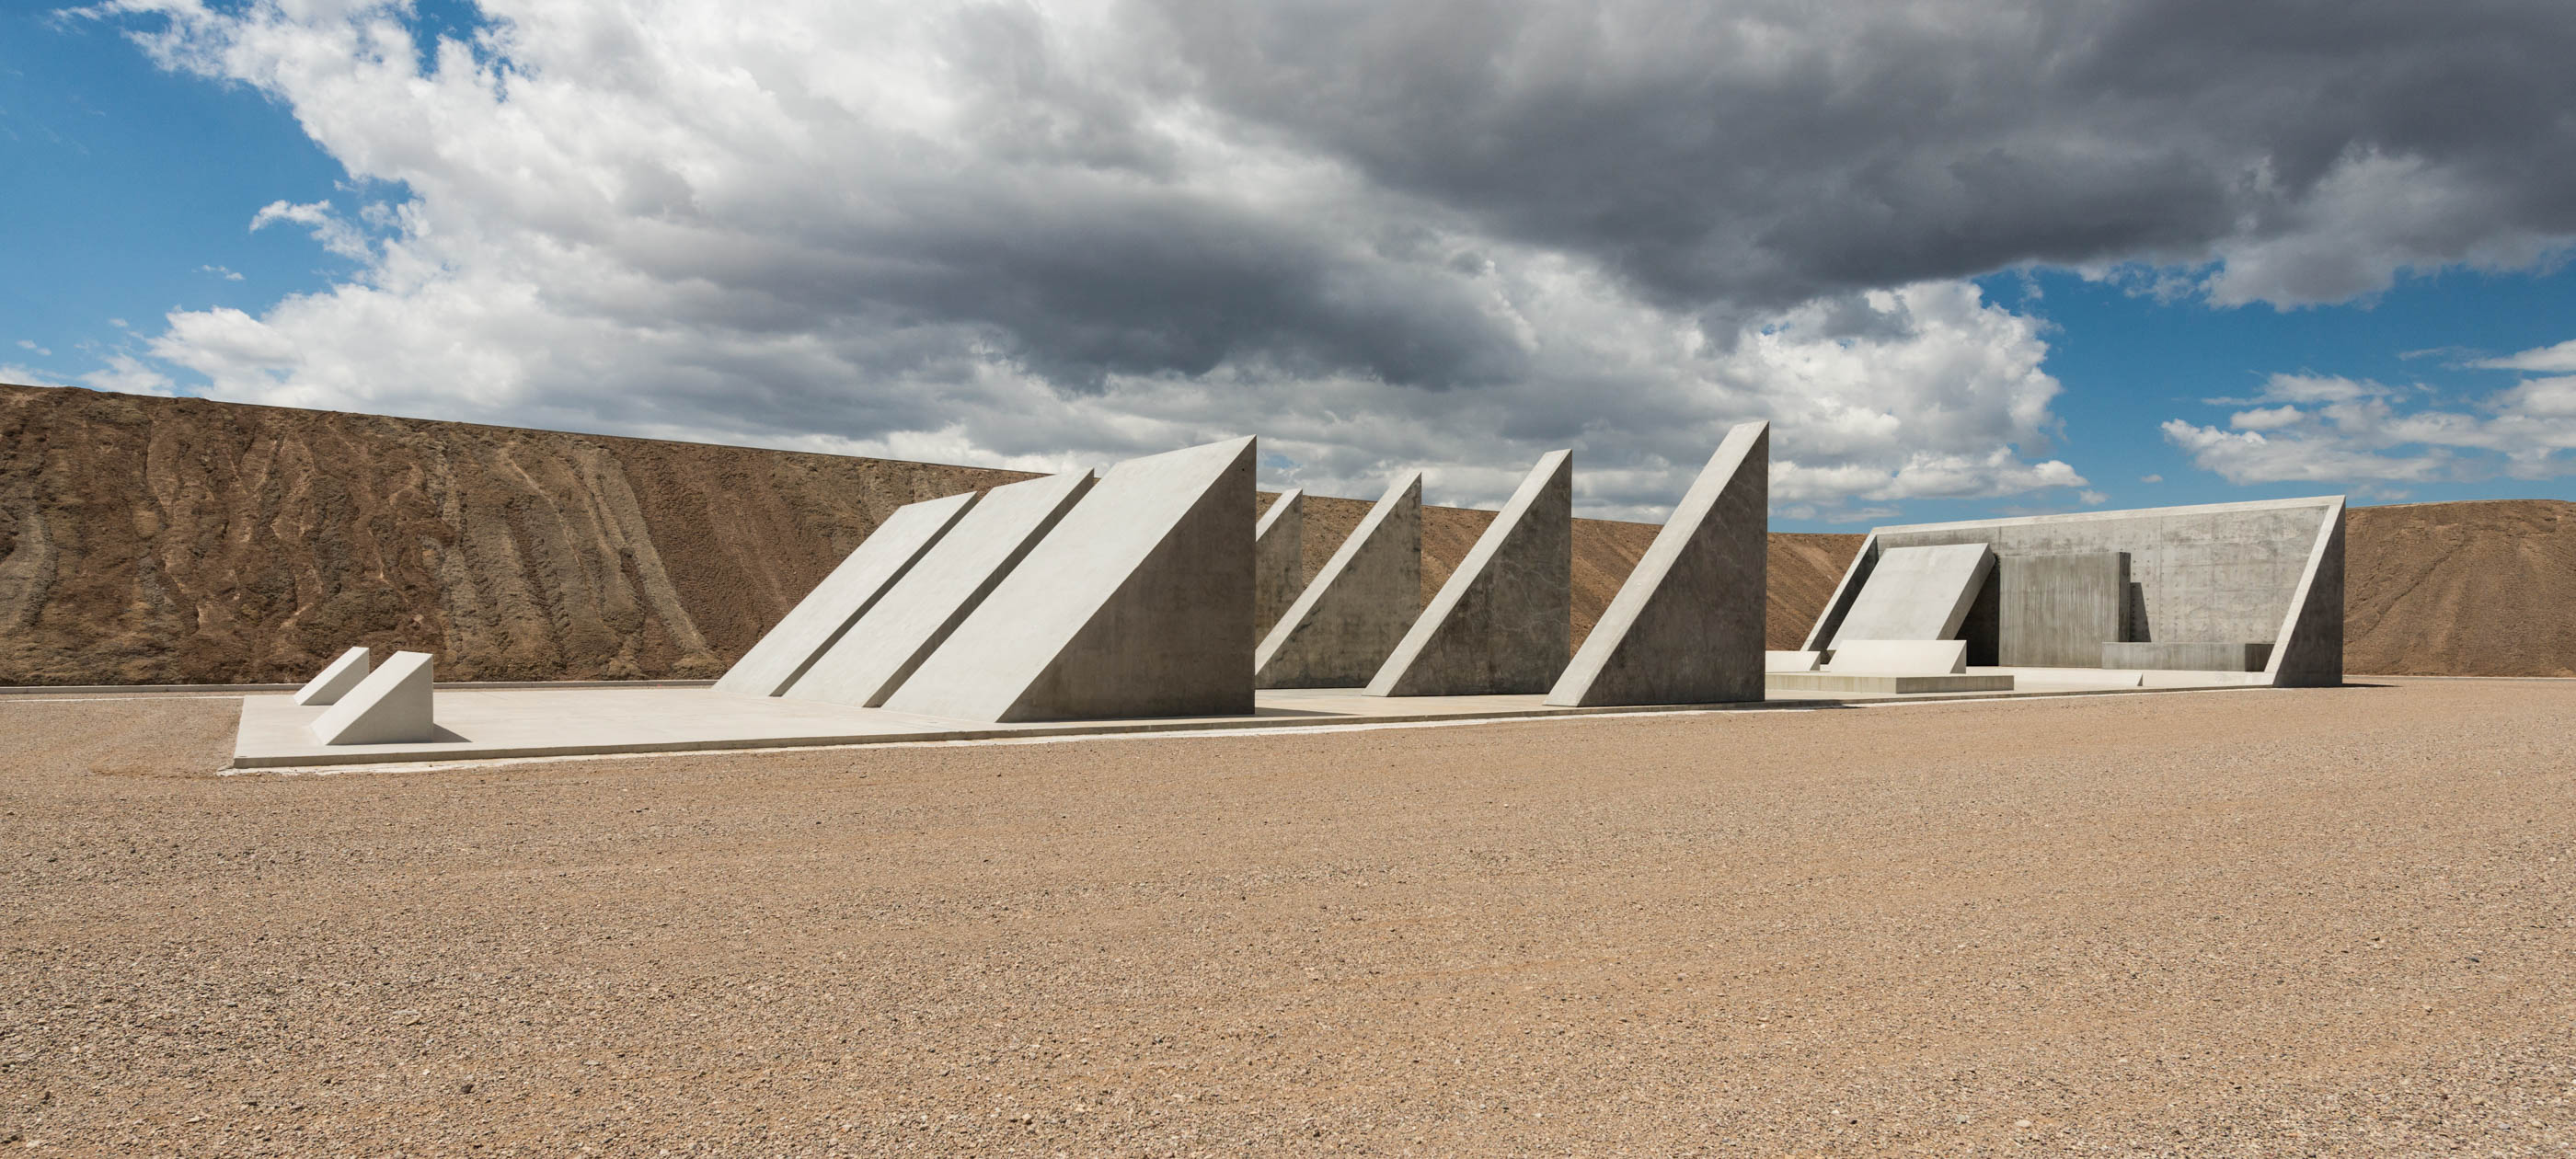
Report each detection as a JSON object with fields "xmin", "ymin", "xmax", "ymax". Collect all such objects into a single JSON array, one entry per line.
[
  {"xmin": 2105, "ymin": 641, "xmax": 2271, "ymax": 671},
  {"xmin": 309, "ymin": 650, "xmax": 437, "ymax": 745},
  {"xmin": 1770, "ymin": 672, "xmax": 2014, "ymax": 694},
  {"xmin": 1255, "ymin": 488, "xmax": 1305, "ymax": 641},
  {"xmin": 1829, "ymin": 543, "xmax": 1994, "ymax": 646},
  {"xmin": 1765, "ymin": 650, "xmax": 1822, "ymax": 672},
  {"xmin": 1828, "ymin": 639, "xmax": 1970, "ymax": 674},
  {"xmin": 1256, "ymin": 473, "xmax": 1422, "ymax": 689},
  {"xmin": 883, "ymin": 438, "xmax": 1257, "ymax": 723},
  {"xmin": 1367, "ymin": 451, "xmax": 1571, "ymax": 697},
  {"xmin": 782, "ymin": 471, "xmax": 1097, "ymax": 707},
  {"xmin": 712, "ymin": 490, "xmax": 979, "ymax": 697},
  {"xmin": 1547, "ymin": 423, "xmax": 1766, "ymax": 707},
  {"xmin": 293, "ymin": 647, "xmax": 371, "ymax": 706}
]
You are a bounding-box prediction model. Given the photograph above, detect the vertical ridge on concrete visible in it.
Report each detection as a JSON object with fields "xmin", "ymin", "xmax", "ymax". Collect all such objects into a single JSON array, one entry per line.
[
  {"xmin": 1255, "ymin": 473, "xmax": 1422, "ymax": 689},
  {"xmin": 1827, "ymin": 543, "xmax": 1995, "ymax": 646},
  {"xmin": 1546, "ymin": 423, "xmax": 1767, "ymax": 706},
  {"xmin": 294, "ymin": 647, "xmax": 371, "ymax": 706},
  {"xmin": 1365, "ymin": 451, "xmax": 1571, "ymax": 697},
  {"xmin": 781, "ymin": 470, "xmax": 1097, "ymax": 707},
  {"xmin": 883, "ymin": 438, "xmax": 1257, "ymax": 723},
  {"xmin": 713, "ymin": 490, "xmax": 979, "ymax": 697},
  {"xmin": 309, "ymin": 650, "xmax": 436, "ymax": 745},
  {"xmin": 2265, "ymin": 497, "xmax": 2347, "ymax": 687},
  {"xmin": 1255, "ymin": 488, "xmax": 1305, "ymax": 641}
]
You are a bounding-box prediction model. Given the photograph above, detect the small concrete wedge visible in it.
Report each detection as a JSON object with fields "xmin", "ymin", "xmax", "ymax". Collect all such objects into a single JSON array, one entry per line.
[
  {"xmin": 1547, "ymin": 422, "xmax": 1767, "ymax": 706},
  {"xmin": 882, "ymin": 437, "xmax": 1257, "ymax": 723},
  {"xmin": 1255, "ymin": 488, "xmax": 1305, "ymax": 641},
  {"xmin": 1366, "ymin": 451, "xmax": 1570, "ymax": 697},
  {"xmin": 714, "ymin": 490, "xmax": 980, "ymax": 697},
  {"xmin": 1255, "ymin": 473, "xmax": 1422, "ymax": 689},
  {"xmin": 293, "ymin": 647, "xmax": 372, "ymax": 706},
  {"xmin": 309, "ymin": 650, "xmax": 436, "ymax": 745},
  {"xmin": 782, "ymin": 470, "xmax": 1097, "ymax": 707},
  {"xmin": 1829, "ymin": 543, "xmax": 1994, "ymax": 646}
]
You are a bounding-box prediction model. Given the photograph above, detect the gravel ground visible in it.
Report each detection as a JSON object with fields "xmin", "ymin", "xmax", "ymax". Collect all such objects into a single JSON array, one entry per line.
[{"xmin": 3, "ymin": 680, "xmax": 2572, "ymax": 1155}]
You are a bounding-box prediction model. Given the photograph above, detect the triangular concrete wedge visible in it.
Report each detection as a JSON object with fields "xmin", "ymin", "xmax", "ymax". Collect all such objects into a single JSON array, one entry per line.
[
  {"xmin": 309, "ymin": 650, "xmax": 436, "ymax": 745},
  {"xmin": 293, "ymin": 646, "xmax": 372, "ymax": 706},
  {"xmin": 1254, "ymin": 488, "xmax": 1305, "ymax": 640},
  {"xmin": 1365, "ymin": 451, "xmax": 1570, "ymax": 697},
  {"xmin": 1547, "ymin": 422, "xmax": 1769, "ymax": 706},
  {"xmin": 1828, "ymin": 542, "xmax": 1994, "ymax": 646},
  {"xmin": 1256, "ymin": 473, "xmax": 1421, "ymax": 689},
  {"xmin": 883, "ymin": 437, "xmax": 1257, "ymax": 723},
  {"xmin": 781, "ymin": 470, "xmax": 1097, "ymax": 707},
  {"xmin": 714, "ymin": 489, "xmax": 980, "ymax": 697}
]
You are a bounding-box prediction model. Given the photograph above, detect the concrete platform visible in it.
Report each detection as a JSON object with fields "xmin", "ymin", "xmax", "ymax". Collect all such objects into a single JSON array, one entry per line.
[{"xmin": 1768, "ymin": 672, "xmax": 2015, "ymax": 694}]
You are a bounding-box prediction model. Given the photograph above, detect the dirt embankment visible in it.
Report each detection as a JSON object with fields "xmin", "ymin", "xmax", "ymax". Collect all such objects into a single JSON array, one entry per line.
[{"xmin": 2345, "ymin": 499, "xmax": 2576, "ymax": 677}]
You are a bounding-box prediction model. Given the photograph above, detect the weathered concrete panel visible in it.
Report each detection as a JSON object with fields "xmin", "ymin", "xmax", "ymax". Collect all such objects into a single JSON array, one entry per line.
[
  {"xmin": 2265, "ymin": 498, "xmax": 2346, "ymax": 687},
  {"xmin": 1254, "ymin": 488, "xmax": 1305, "ymax": 641},
  {"xmin": 310, "ymin": 650, "xmax": 436, "ymax": 745},
  {"xmin": 1770, "ymin": 671, "xmax": 2014, "ymax": 694},
  {"xmin": 1829, "ymin": 543, "xmax": 1994, "ymax": 646},
  {"xmin": 294, "ymin": 647, "xmax": 371, "ymax": 706},
  {"xmin": 883, "ymin": 438, "xmax": 1256, "ymax": 723},
  {"xmin": 1255, "ymin": 474, "xmax": 1421, "ymax": 689},
  {"xmin": 1365, "ymin": 451, "xmax": 1571, "ymax": 697},
  {"xmin": 2104, "ymin": 641, "xmax": 2270, "ymax": 671},
  {"xmin": 1546, "ymin": 423, "xmax": 1766, "ymax": 706},
  {"xmin": 713, "ymin": 490, "xmax": 978, "ymax": 696},
  {"xmin": 1828, "ymin": 638, "xmax": 1969, "ymax": 674},
  {"xmin": 1997, "ymin": 552, "xmax": 2128, "ymax": 668},
  {"xmin": 782, "ymin": 471, "xmax": 1096, "ymax": 707}
]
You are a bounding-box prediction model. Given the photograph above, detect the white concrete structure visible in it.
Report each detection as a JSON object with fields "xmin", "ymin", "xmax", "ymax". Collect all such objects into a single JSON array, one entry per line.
[
  {"xmin": 782, "ymin": 470, "xmax": 1096, "ymax": 707},
  {"xmin": 1765, "ymin": 650, "xmax": 1822, "ymax": 672},
  {"xmin": 882, "ymin": 437, "xmax": 1257, "ymax": 723},
  {"xmin": 1255, "ymin": 488, "xmax": 1305, "ymax": 640},
  {"xmin": 713, "ymin": 490, "xmax": 980, "ymax": 697},
  {"xmin": 1828, "ymin": 543, "xmax": 1995, "ymax": 646},
  {"xmin": 293, "ymin": 647, "xmax": 371, "ymax": 706},
  {"xmin": 1255, "ymin": 473, "xmax": 1422, "ymax": 689},
  {"xmin": 1367, "ymin": 450, "xmax": 1572, "ymax": 697},
  {"xmin": 309, "ymin": 650, "xmax": 437, "ymax": 745},
  {"xmin": 1827, "ymin": 639, "xmax": 1969, "ymax": 674}
]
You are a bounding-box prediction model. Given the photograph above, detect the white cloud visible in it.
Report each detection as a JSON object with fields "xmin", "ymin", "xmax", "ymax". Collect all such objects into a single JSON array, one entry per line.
[
  {"xmin": 2078, "ymin": 489, "xmax": 2107, "ymax": 505},
  {"xmin": 78, "ymin": 353, "xmax": 178, "ymax": 396},
  {"xmin": 2473, "ymin": 339, "xmax": 2576, "ymax": 374},
  {"xmin": 2137, "ymin": 474, "xmax": 2161, "ymax": 483},
  {"xmin": 2, "ymin": 364, "xmax": 71, "ymax": 387},
  {"xmin": 199, "ymin": 264, "xmax": 247, "ymax": 281},
  {"xmin": 2164, "ymin": 357, "xmax": 2576, "ymax": 485},
  {"xmin": 15, "ymin": 339, "xmax": 48, "ymax": 355},
  {"xmin": 247, "ymin": 200, "xmax": 373, "ymax": 261}
]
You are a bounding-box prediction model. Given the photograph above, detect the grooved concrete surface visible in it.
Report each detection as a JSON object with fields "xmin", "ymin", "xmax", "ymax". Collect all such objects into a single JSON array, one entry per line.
[
  {"xmin": 1253, "ymin": 488, "xmax": 1304, "ymax": 641},
  {"xmin": 1997, "ymin": 552, "xmax": 2129, "ymax": 668},
  {"xmin": 1257, "ymin": 475, "xmax": 1421, "ymax": 689},
  {"xmin": 1368, "ymin": 452, "xmax": 1571, "ymax": 697},
  {"xmin": 712, "ymin": 490, "xmax": 980, "ymax": 697}
]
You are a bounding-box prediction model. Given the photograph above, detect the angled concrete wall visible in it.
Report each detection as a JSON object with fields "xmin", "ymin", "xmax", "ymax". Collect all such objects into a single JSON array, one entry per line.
[
  {"xmin": 1996, "ymin": 552, "xmax": 2129, "ymax": 668},
  {"xmin": 2264, "ymin": 498, "xmax": 2345, "ymax": 687},
  {"xmin": 883, "ymin": 437, "xmax": 1256, "ymax": 723},
  {"xmin": 1828, "ymin": 543, "xmax": 1994, "ymax": 646},
  {"xmin": 310, "ymin": 650, "xmax": 436, "ymax": 745},
  {"xmin": 1255, "ymin": 473, "xmax": 1421, "ymax": 689},
  {"xmin": 1546, "ymin": 423, "xmax": 1767, "ymax": 706},
  {"xmin": 294, "ymin": 647, "xmax": 371, "ymax": 706},
  {"xmin": 782, "ymin": 471, "xmax": 1096, "ymax": 707},
  {"xmin": 713, "ymin": 490, "xmax": 978, "ymax": 697},
  {"xmin": 1255, "ymin": 488, "xmax": 1305, "ymax": 641},
  {"xmin": 1366, "ymin": 451, "xmax": 1571, "ymax": 697}
]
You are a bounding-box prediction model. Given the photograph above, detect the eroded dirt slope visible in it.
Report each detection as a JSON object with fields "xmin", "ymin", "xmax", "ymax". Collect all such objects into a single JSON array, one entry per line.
[{"xmin": 2346, "ymin": 499, "xmax": 2576, "ymax": 677}]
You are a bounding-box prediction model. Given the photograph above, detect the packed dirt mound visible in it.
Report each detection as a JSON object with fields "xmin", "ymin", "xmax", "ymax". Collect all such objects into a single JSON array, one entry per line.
[{"xmin": 2345, "ymin": 499, "xmax": 2576, "ymax": 677}]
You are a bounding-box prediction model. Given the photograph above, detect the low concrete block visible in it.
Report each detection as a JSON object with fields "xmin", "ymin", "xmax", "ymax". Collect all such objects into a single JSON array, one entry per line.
[
  {"xmin": 1547, "ymin": 423, "xmax": 1767, "ymax": 706},
  {"xmin": 1366, "ymin": 451, "xmax": 1572, "ymax": 697},
  {"xmin": 1827, "ymin": 639, "xmax": 1969, "ymax": 674},
  {"xmin": 1830, "ymin": 543, "xmax": 1995, "ymax": 646},
  {"xmin": 714, "ymin": 490, "xmax": 980, "ymax": 697},
  {"xmin": 1765, "ymin": 650, "xmax": 1822, "ymax": 672},
  {"xmin": 883, "ymin": 437, "xmax": 1256, "ymax": 723},
  {"xmin": 1255, "ymin": 488, "xmax": 1305, "ymax": 641},
  {"xmin": 309, "ymin": 650, "xmax": 437, "ymax": 745},
  {"xmin": 1256, "ymin": 474, "xmax": 1422, "ymax": 689},
  {"xmin": 2103, "ymin": 641, "xmax": 2271, "ymax": 671},
  {"xmin": 293, "ymin": 647, "xmax": 371, "ymax": 706},
  {"xmin": 1769, "ymin": 671, "xmax": 2015, "ymax": 694},
  {"xmin": 783, "ymin": 471, "xmax": 1097, "ymax": 707}
]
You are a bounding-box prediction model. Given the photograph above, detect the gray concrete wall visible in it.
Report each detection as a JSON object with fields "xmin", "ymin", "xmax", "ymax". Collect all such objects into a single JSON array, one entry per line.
[
  {"xmin": 1254, "ymin": 488, "xmax": 1305, "ymax": 641},
  {"xmin": 1367, "ymin": 451, "xmax": 1571, "ymax": 697},
  {"xmin": 2104, "ymin": 641, "xmax": 2269, "ymax": 671},
  {"xmin": 1997, "ymin": 552, "xmax": 2128, "ymax": 668},
  {"xmin": 2264, "ymin": 499, "xmax": 2345, "ymax": 688},
  {"xmin": 1255, "ymin": 474, "xmax": 1420, "ymax": 689}
]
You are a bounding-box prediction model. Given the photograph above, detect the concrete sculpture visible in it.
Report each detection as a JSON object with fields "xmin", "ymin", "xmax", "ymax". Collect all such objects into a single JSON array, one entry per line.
[
  {"xmin": 882, "ymin": 437, "xmax": 1257, "ymax": 722},
  {"xmin": 1829, "ymin": 543, "xmax": 1995, "ymax": 647},
  {"xmin": 713, "ymin": 490, "xmax": 979, "ymax": 697},
  {"xmin": 1255, "ymin": 488, "xmax": 1305, "ymax": 640},
  {"xmin": 782, "ymin": 470, "xmax": 1097, "ymax": 707},
  {"xmin": 1367, "ymin": 451, "xmax": 1571, "ymax": 697},
  {"xmin": 1996, "ymin": 552, "xmax": 2128, "ymax": 667},
  {"xmin": 1546, "ymin": 422, "xmax": 1768, "ymax": 706},
  {"xmin": 1255, "ymin": 473, "xmax": 1422, "ymax": 688},
  {"xmin": 309, "ymin": 650, "xmax": 437, "ymax": 744},
  {"xmin": 294, "ymin": 647, "xmax": 372, "ymax": 706}
]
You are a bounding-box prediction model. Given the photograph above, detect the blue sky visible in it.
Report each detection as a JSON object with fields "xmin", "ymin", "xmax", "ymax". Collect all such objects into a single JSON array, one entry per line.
[{"xmin": 6, "ymin": 0, "xmax": 2574, "ymax": 529}]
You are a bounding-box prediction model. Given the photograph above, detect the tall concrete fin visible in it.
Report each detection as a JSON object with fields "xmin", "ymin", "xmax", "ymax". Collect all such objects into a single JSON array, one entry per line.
[
  {"xmin": 1364, "ymin": 450, "xmax": 1571, "ymax": 697},
  {"xmin": 2264, "ymin": 497, "xmax": 2346, "ymax": 687},
  {"xmin": 309, "ymin": 650, "xmax": 436, "ymax": 745},
  {"xmin": 882, "ymin": 438, "xmax": 1257, "ymax": 723},
  {"xmin": 1255, "ymin": 473, "xmax": 1422, "ymax": 689},
  {"xmin": 294, "ymin": 647, "xmax": 372, "ymax": 706},
  {"xmin": 1546, "ymin": 423, "xmax": 1767, "ymax": 706},
  {"xmin": 781, "ymin": 470, "xmax": 1097, "ymax": 707},
  {"xmin": 1254, "ymin": 488, "xmax": 1305, "ymax": 640},
  {"xmin": 1827, "ymin": 543, "xmax": 1995, "ymax": 646},
  {"xmin": 714, "ymin": 490, "xmax": 980, "ymax": 697}
]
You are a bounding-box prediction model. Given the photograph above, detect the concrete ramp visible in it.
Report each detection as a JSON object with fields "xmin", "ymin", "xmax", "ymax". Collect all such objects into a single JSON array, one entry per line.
[
  {"xmin": 310, "ymin": 650, "xmax": 436, "ymax": 745},
  {"xmin": 1829, "ymin": 543, "xmax": 1995, "ymax": 646},
  {"xmin": 883, "ymin": 438, "xmax": 1257, "ymax": 723},
  {"xmin": 294, "ymin": 647, "xmax": 371, "ymax": 706},
  {"xmin": 1255, "ymin": 488, "xmax": 1305, "ymax": 640},
  {"xmin": 1828, "ymin": 639, "xmax": 1969, "ymax": 674},
  {"xmin": 782, "ymin": 471, "xmax": 1096, "ymax": 707},
  {"xmin": 714, "ymin": 490, "xmax": 979, "ymax": 696},
  {"xmin": 1547, "ymin": 423, "xmax": 1767, "ymax": 706},
  {"xmin": 1256, "ymin": 473, "xmax": 1421, "ymax": 689},
  {"xmin": 1366, "ymin": 451, "xmax": 1570, "ymax": 697}
]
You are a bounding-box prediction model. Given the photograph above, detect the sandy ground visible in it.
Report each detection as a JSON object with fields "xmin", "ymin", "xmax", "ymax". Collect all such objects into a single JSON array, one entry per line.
[{"xmin": 4, "ymin": 681, "xmax": 2573, "ymax": 1155}]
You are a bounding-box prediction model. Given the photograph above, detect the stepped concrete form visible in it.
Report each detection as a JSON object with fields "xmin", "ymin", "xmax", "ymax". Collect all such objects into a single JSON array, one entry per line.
[
  {"xmin": 712, "ymin": 491, "xmax": 979, "ymax": 696},
  {"xmin": 881, "ymin": 438, "xmax": 1257, "ymax": 723},
  {"xmin": 309, "ymin": 650, "xmax": 437, "ymax": 745},
  {"xmin": 1829, "ymin": 639, "xmax": 1970, "ymax": 674},
  {"xmin": 1255, "ymin": 474, "xmax": 1423, "ymax": 689},
  {"xmin": 1828, "ymin": 544, "xmax": 1995, "ymax": 646},
  {"xmin": 1367, "ymin": 451, "xmax": 1571, "ymax": 698},
  {"xmin": 1546, "ymin": 423, "xmax": 1768, "ymax": 706},
  {"xmin": 293, "ymin": 648, "xmax": 371, "ymax": 706},
  {"xmin": 1255, "ymin": 488, "xmax": 1305, "ymax": 640},
  {"xmin": 782, "ymin": 471, "xmax": 1097, "ymax": 707}
]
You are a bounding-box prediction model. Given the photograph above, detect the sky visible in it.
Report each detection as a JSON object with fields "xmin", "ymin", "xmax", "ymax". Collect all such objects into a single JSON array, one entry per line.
[{"xmin": 4, "ymin": 0, "xmax": 2573, "ymax": 529}]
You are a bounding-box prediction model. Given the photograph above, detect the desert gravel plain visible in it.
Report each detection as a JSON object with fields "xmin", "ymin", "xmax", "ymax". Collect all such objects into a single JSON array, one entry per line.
[{"xmin": 4, "ymin": 680, "xmax": 2574, "ymax": 1155}]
